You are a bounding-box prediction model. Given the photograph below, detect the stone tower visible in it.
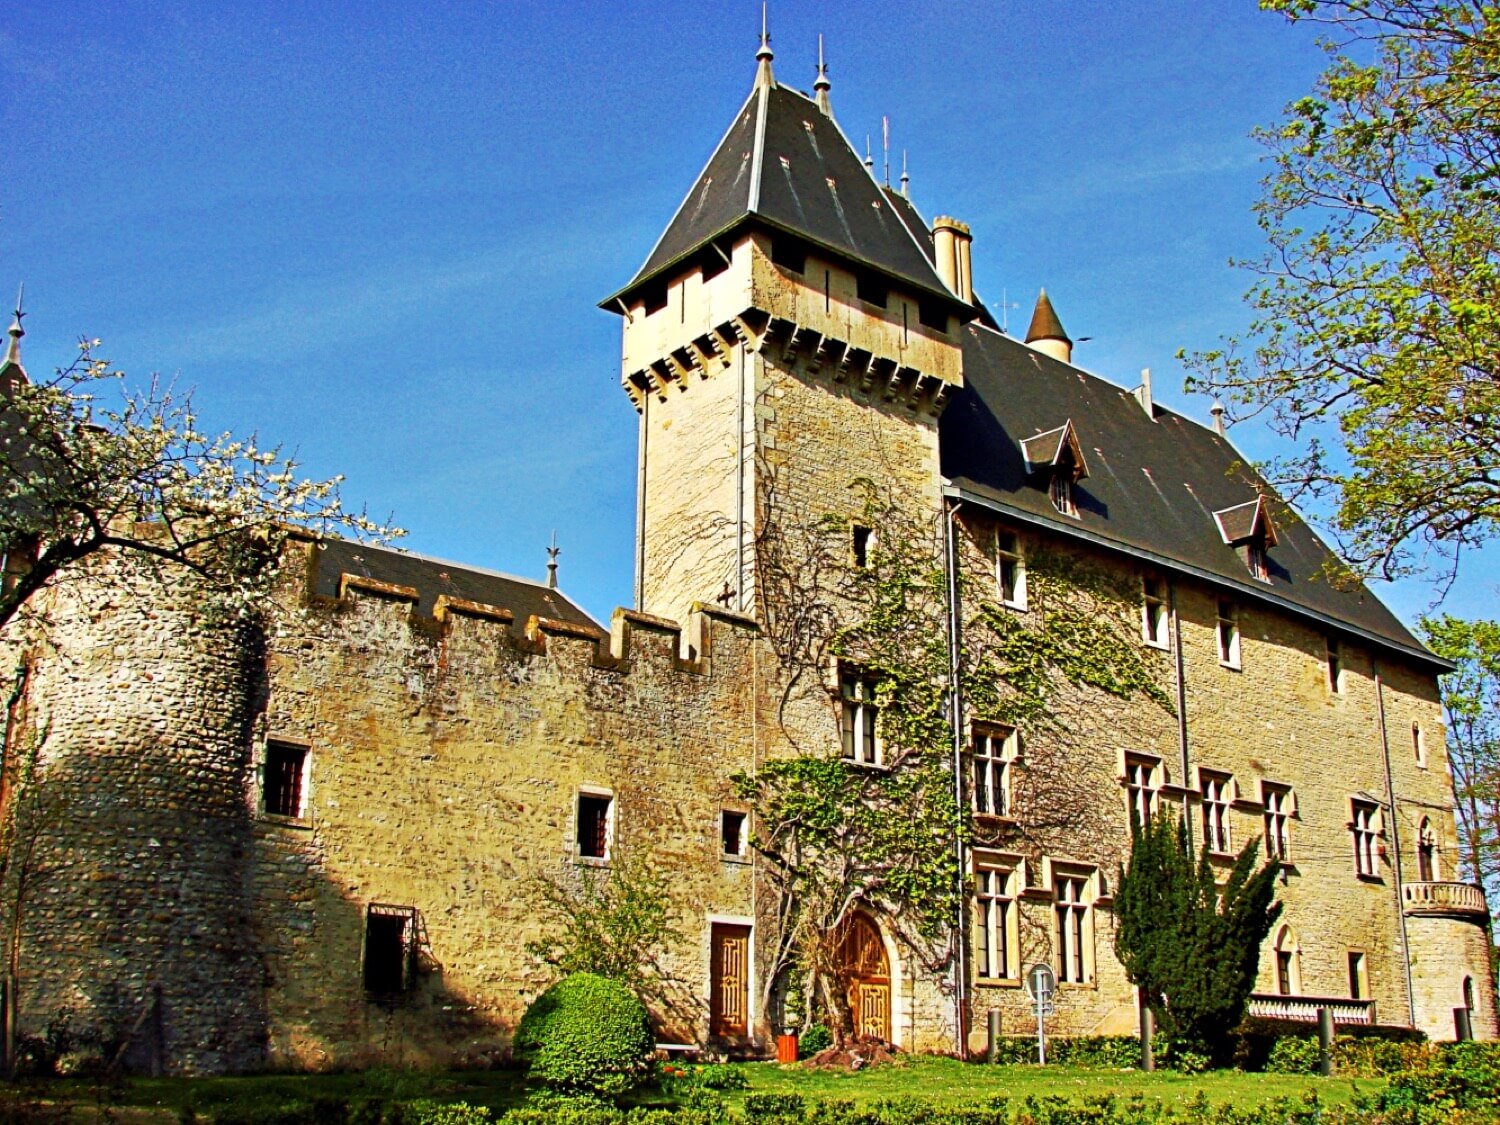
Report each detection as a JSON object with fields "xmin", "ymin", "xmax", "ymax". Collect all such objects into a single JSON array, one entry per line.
[{"xmin": 601, "ymin": 33, "xmax": 973, "ymax": 628}]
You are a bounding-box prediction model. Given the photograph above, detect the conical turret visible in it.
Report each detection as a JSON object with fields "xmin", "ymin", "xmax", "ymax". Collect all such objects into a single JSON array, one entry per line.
[{"xmin": 1024, "ymin": 289, "xmax": 1072, "ymax": 364}]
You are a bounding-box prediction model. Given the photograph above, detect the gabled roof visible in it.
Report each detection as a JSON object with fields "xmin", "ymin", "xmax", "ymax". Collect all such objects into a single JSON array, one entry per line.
[
  {"xmin": 1019, "ymin": 420, "xmax": 1089, "ymax": 481},
  {"xmin": 602, "ymin": 62, "xmax": 963, "ymax": 312},
  {"xmin": 1214, "ymin": 496, "xmax": 1279, "ymax": 548},
  {"xmin": 940, "ymin": 322, "xmax": 1445, "ymax": 670}
]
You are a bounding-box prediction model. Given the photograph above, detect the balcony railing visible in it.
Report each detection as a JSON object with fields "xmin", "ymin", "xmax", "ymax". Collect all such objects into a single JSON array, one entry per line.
[
  {"xmin": 1402, "ymin": 881, "xmax": 1488, "ymax": 918},
  {"xmin": 1247, "ymin": 994, "xmax": 1375, "ymax": 1025}
]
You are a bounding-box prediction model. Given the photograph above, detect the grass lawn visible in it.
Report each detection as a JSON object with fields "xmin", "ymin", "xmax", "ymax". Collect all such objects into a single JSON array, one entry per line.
[
  {"xmin": 731, "ymin": 1055, "xmax": 1381, "ymax": 1110},
  {"xmin": 22, "ymin": 1056, "xmax": 1383, "ymax": 1119}
]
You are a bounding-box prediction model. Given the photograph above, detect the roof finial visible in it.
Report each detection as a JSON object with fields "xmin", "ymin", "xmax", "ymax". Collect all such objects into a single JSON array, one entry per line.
[
  {"xmin": 882, "ymin": 115, "xmax": 890, "ymax": 187},
  {"xmin": 813, "ymin": 34, "xmax": 832, "ymax": 115},
  {"xmin": 900, "ymin": 150, "xmax": 909, "ymax": 198},
  {"xmin": 864, "ymin": 135, "xmax": 874, "ymax": 172},
  {"xmin": 3, "ymin": 283, "xmax": 23, "ymax": 370},
  {"xmin": 755, "ymin": 3, "xmax": 775, "ymax": 87},
  {"xmin": 1210, "ymin": 400, "xmax": 1226, "ymax": 437},
  {"xmin": 546, "ymin": 530, "xmax": 561, "ymax": 590}
]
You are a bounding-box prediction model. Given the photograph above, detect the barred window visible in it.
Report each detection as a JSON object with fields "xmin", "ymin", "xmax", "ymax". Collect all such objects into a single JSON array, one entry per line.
[
  {"xmin": 972, "ymin": 726, "xmax": 1017, "ymax": 818},
  {"xmin": 1263, "ymin": 783, "xmax": 1292, "ymax": 862},
  {"xmin": 363, "ymin": 904, "xmax": 416, "ymax": 995},
  {"xmin": 263, "ymin": 741, "xmax": 308, "ymax": 819},
  {"xmin": 577, "ymin": 792, "xmax": 613, "ymax": 860},
  {"xmin": 1201, "ymin": 772, "xmax": 1232, "ymax": 854}
]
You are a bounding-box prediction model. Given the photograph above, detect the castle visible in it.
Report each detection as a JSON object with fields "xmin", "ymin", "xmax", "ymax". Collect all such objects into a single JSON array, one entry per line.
[{"xmin": 0, "ymin": 33, "xmax": 1493, "ymax": 1075}]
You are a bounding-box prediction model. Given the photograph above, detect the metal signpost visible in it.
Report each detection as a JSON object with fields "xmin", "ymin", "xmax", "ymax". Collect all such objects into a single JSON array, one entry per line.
[{"xmin": 1024, "ymin": 963, "xmax": 1057, "ymax": 1065}]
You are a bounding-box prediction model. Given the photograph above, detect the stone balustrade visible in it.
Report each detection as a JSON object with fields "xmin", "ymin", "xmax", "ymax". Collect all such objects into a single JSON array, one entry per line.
[
  {"xmin": 1402, "ymin": 881, "xmax": 1488, "ymax": 918},
  {"xmin": 1247, "ymin": 994, "xmax": 1375, "ymax": 1025}
]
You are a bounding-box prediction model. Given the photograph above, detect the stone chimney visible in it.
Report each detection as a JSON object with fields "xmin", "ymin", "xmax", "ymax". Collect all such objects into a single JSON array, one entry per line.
[
  {"xmin": 1135, "ymin": 367, "xmax": 1155, "ymax": 419},
  {"xmin": 931, "ymin": 217, "xmax": 973, "ymax": 304},
  {"xmin": 1024, "ymin": 289, "xmax": 1071, "ymax": 364}
]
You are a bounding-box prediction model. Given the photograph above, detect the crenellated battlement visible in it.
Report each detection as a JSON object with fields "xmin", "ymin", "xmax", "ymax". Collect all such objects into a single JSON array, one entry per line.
[{"xmin": 297, "ymin": 539, "xmax": 761, "ymax": 690}]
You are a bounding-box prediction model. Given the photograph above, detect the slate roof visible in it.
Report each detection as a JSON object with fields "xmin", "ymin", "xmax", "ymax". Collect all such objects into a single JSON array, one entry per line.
[
  {"xmin": 310, "ymin": 538, "xmax": 603, "ymax": 637},
  {"xmin": 603, "ymin": 73, "xmax": 962, "ymax": 311},
  {"xmin": 940, "ymin": 323, "xmax": 1444, "ymax": 668}
]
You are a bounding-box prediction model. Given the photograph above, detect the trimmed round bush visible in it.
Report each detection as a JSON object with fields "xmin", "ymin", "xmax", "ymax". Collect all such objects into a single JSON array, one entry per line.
[{"xmin": 515, "ymin": 973, "xmax": 654, "ymax": 1096}]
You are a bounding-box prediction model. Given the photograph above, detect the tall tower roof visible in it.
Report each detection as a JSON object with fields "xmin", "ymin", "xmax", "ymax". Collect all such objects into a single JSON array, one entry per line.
[
  {"xmin": 1, "ymin": 287, "xmax": 26, "ymax": 383},
  {"xmin": 602, "ymin": 40, "xmax": 964, "ymax": 314},
  {"xmin": 1024, "ymin": 288, "xmax": 1070, "ymax": 345}
]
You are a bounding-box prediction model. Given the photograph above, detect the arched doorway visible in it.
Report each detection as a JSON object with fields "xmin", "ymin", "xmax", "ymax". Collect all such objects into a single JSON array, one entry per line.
[{"xmin": 837, "ymin": 913, "xmax": 891, "ymax": 1041}]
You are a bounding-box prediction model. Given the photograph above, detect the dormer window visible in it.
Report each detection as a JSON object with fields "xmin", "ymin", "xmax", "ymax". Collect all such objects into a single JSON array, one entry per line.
[
  {"xmin": 1213, "ymin": 495, "xmax": 1279, "ymax": 583},
  {"xmin": 1020, "ymin": 420, "xmax": 1089, "ymax": 521}
]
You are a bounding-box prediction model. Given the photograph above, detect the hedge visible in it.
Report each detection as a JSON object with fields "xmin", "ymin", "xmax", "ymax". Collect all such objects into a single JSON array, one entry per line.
[{"xmin": 514, "ymin": 974, "xmax": 655, "ymax": 1097}]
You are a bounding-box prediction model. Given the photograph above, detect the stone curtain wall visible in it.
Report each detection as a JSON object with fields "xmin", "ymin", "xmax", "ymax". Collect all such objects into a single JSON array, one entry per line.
[{"xmin": 251, "ymin": 542, "xmax": 767, "ymax": 1070}]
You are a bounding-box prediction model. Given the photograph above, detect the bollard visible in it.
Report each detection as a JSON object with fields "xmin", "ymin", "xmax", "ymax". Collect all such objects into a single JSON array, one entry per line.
[
  {"xmin": 1140, "ymin": 1002, "xmax": 1155, "ymax": 1072},
  {"xmin": 1317, "ymin": 1007, "xmax": 1334, "ymax": 1076},
  {"xmin": 1456, "ymin": 1007, "xmax": 1474, "ymax": 1042},
  {"xmin": 987, "ymin": 1010, "xmax": 1002, "ymax": 1064}
]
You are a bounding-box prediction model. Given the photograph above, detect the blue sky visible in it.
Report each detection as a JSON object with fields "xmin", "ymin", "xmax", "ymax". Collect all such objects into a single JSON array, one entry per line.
[{"xmin": 3, "ymin": 1, "xmax": 1491, "ymax": 630}]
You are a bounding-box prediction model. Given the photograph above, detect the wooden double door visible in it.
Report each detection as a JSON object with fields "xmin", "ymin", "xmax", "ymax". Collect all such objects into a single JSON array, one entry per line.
[{"xmin": 838, "ymin": 914, "xmax": 891, "ymax": 1042}]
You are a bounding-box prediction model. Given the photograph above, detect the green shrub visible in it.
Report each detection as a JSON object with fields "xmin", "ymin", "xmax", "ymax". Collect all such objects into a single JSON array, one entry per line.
[
  {"xmin": 515, "ymin": 973, "xmax": 655, "ymax": 1097},
  {"xmin": 409, "ymin": 1103, "xmax": 493, "ymax": 1125},
  {"xmin": 743, "ymin": 1094, "xmax": 807, "ymax": 1123},
  {"xmin": 689, "ymin": 1063, "xmax": 749, "ymax": 1090},
  {"xmin": 798, "ymin": 1025, "xmax": 833, "ymax": 1058},
  {"xmin": 1265, "ymin": 1035, "xmax": 1319, "ymax": 1075}
]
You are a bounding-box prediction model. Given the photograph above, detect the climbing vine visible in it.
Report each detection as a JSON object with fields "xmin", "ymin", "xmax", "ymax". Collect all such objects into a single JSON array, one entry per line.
[{"xmin": 741, "ymin": 459, "xmax": 1179, "ymax": 1040}]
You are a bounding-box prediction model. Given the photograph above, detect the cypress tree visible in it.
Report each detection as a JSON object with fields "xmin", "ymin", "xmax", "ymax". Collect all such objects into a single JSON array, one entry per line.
[{"xmin": 1115, "ymin": 813, "xmax": 1282, "ymax": 1064}]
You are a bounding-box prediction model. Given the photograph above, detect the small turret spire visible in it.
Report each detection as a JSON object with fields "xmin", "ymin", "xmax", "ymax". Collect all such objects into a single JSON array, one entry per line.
[
  {"xmin": 900, "ymin": 150, "xmax": 909, "ymax": 198},
  {"xmin": 864, "ymin": 136, "xmax": 874, "ymax": 172},
  {"xmin": 755, "ymin": 3, "xmax": 776, "ymax": 88},
  {"xmin": 813, "ymin": 34, "xmax": 831, "ymax": 115},
  {"xmin": 1025, "ymin": 289, "xmax": 1074, "ymax": 364},
  {"xmin": 3, "ymin": 283, "xmax": 24, "ymax": 370},
  {"xmin": 546, "ymin": 531, "xmax": 560, "ymax": 590}
]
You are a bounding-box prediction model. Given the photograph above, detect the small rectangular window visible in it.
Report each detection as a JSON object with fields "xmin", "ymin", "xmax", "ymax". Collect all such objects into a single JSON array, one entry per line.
[
  {"xmin": 1141, "ymin": 577, "xmax": 1169, "ymax": 648},
  {"xmin": 1054, "ymin": 873, "xmax": 1092, "ymax": 984},
  {"xmin": 1263, "ymin": 783, "xmax": 1292, "ymax": 862},
  {"xmin": 1327, "ymin": 638, "xmax": 1343, "ymax": 694},
  {"xmin": 1351, "ymin": 799, "xmax": 1381, "ymax": 878},
  {"xmin": 996, "ymin": 531, "xmax": 1026, "ymax": 609},
  {"xmin": 721, "ymin": 810, "xmax": 747, "ymax": 857},
  {"xmin": 1124, "ymin": 754, "xmax": 1158, "ymax": 831},
  {"xmin": 1244, "ymin": 541, "xmax": 1270, "ymax": 583},
  {"xmin": 1413, "ymin": 723, "xmax": 1427, "ymax": 768},
  {"xmin": 701, "ymin": 244, "xmax": 730, "ymax": 281},
  {"xmin": 918, "ymin": 299, "xmax": 948, "ymax": 332},
  {"xmin": 263, "ymin": 741, "xmax": 307, "ymax": 819},
  {"xmin": 771, "ymin": 235, "xmax": 806, "ymax": 274},
  {"xmin": 855, "ymin": 270, "xmax": 888, "ymax": 308},
  {"xmin": 1217, "ymin": 601, "xmax": 1241, "ymax": 668},
  {"xmin": 1348, "ymin": 951, "xmax": 1367, "ymax": 1000},
  {"xmin": 363, "ymin": 905, "xmax": 415, "ymax": 995},
  {"xmin": 577, "ymin": 793, "xmax": 613, "ymax": 860},
  {"xmin": 840, "ymin": 671, "xmax": 881, "ymax": 767},
  {"xmin": 852, "ymin": 525, "xmax": 873, "ymax": 568},
  {"xmin": 641, "ymin": 282, "xmax": 668, "ymax": 316}
]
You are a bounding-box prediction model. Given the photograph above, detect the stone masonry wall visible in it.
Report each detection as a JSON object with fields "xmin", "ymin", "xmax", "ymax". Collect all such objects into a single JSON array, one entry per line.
[
  {"xmin": 252, "ymin": 546, "xmax": 769, "ymax": 1069},
  {"xmin": 4, "ymin": 563, "xmax": 267, "ymax": 1075}
]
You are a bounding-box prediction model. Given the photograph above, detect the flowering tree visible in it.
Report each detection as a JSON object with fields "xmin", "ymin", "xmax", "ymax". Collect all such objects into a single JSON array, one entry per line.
[{"xmin": 0, "ymin": 332, "xmax": 398, "ymax": 631}]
